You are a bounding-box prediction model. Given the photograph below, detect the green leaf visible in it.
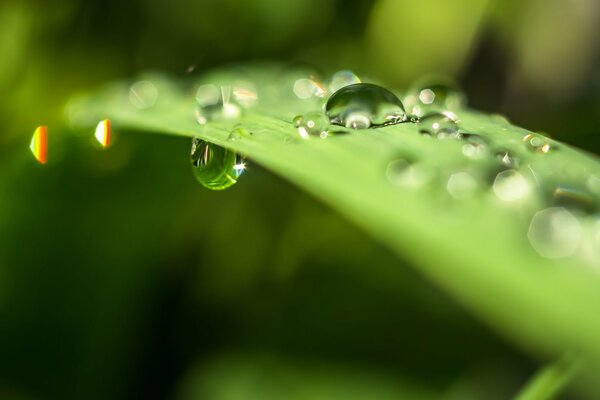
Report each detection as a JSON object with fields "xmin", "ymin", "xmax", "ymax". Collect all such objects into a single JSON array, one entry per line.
[{"xmin": 68, "ymin": 66, "xmax": 600, "ymax": 373}]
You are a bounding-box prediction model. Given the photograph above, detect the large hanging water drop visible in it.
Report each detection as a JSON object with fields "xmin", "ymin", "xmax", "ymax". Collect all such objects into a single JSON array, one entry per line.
[
  {"xmin": 190, "ymin": 138, "xmax": 246, "ymax": 190},
  {"xmin": 324, "ymin": 83, "xmax": 406, "ymax": 129}
]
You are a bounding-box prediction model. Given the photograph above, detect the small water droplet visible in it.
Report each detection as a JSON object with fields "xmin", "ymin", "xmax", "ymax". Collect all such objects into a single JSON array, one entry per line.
[
  {"xmin": 190, "ymin": 138, "xmax": 246, "ymax": 190},
  {"xmin": 418, "ymin": 112, "xmax": 459, "ymax": 138},
  {"xmin": 404, "ymin": 81, "xmax": 466, "ymax": 116},
  {"xmin": 195, "ymin": 84, "xmax": 241, "ymax": 125},
  {"xmin": 94, "ymin": 119, "xmax": 111, "ymax": 149},
  {"xmin": 30, "ymin": 126, "xmax": 48, "ymax": 164},
  {"xmin": 328, "ymin": 70, "xmax": 361, "ymax": 92},
  {"xmin": 293, "ymin": 78, "xmax": 327, "ymax": 99},
  {"xmin": 385, "ymin": 158, "xmax": 431, "ymax": 188},
  {"xmin": 528, "ymin": 207, "xmax": 582, "ymax": 259},
  {"xmin": 232, "ymin": 81, "xmax": 258, "ymax": 108},
  {"xmin": 460, "ymin": 133, "xmax": 488, "ymax": 159},
  {"xmin": 493, "ymin": 169, "xmax": 529, "ymax": 202},
  {"xmin": 325, "ymin": 83, "xmax": 406, "ymax": 129},
  {"xmin": 553, "ymin": 186, "xmax": 595, "ymax": 213},
  {"xmin": 496, "ymin": 150, "xmax": 520, "ymax": 168},
  {"xmin": 227, "ymin": 127, "xmax": 252, "ymax": 141},
  {"xmin": 447, "ymin": 172, "xmax": 477, "ymax": 199},
  {"xmin": 129, "ymin": 80, "xmax": 158, "ymax": 109},
  {"xmin": 293, "ymin": 112, "xmax": 330, "ymax": 139},
  {"xmin": 523, "ymin": 133, "xmax": 552, "ymax": 153}
]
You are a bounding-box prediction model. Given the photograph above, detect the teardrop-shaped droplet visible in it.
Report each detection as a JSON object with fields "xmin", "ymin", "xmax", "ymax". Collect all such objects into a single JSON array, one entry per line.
[
  {"xmin": 325, "ymin": 83, "xmax": 406, "ymax": 129},
  {"xmin": 30, "ymin": 126, "xmax": 48, "ymax": 164},
  {"xmin": 195, "ymin": 84, "xmax": 242, "ymax": 125},
  {"xmin": 191, "ymin": 138, "xmax": 246, "ymax": 190},
  {"xmin": 418, "ymin": 112, "xmax": 459, "ymax": 138},
  {"xmin": 293, "ymin": 111, "xmax": 330, "ymax": 139}
]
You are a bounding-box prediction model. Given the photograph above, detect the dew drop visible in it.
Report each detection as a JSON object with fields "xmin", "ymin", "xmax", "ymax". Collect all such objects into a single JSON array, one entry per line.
[
  {"xmin": 418, "ymin": 112, "xmax": 459, "ymax": 138},
  {"xmin": 385, "ymin": 158, "xmax": 431, "ymax": 188},
  {"xmin": 94, "ymin": 119, "xmax": 111, "ymax": 149},
  {"xmin": 293, "ymin": 112, "xmax": 330, "ymax": 139},
  {"xmin": 523, "ymin": 133, "xmax": 552, "ymax": 153},
  {"xmin": 129, "ymin": 80, "xmax": 158, "ymax": 109},
  {"xmin": 447, "ymin": 172, "xmax": 477, "ymax": 199},
  {"xmin": 30, "ymin": 125, "xmax": 48, "ymax": 164},
  {"xmin": 493, "ymin": 169, "xmax": 529, "ymax": 202},
  {"xmin": 190, "ymin": 137, "xmax": 246, "ymax": 190},
  {"xmin": 460, "ymin": 133, "xmax": 488, "ymax": 159},
  {"xmin": 227, "ymin": 127, "xmax": 252, "ymax": 142},
  {"xmin": 325, "ymin": 83, "xmax": 406, "ymax": 129},
  {"xmin": 528, "ymin": 207, "xmax": 582, "ymax": 259},
  {"xmin": 404, "ymin": 82, "xmax": 466, "ymax": 117},
  {"xmin": 496, "ymin": 150, "xmax": 520, "ymax": 168},
  {"xmin": 195, "ymin": 84, "xmax": 241, "ymax": 125},
  {"xmin": 293, "ymin": 78, "xmax": 327, "ymax": 99}
]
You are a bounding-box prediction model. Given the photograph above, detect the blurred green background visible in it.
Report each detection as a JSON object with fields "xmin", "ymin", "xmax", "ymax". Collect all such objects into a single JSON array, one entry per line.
[{"xmin": 1, "ymin": 0, "xmax": 600, "ymax": 399}]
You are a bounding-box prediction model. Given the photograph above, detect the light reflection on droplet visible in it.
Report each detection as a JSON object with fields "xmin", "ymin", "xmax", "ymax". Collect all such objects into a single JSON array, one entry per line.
[
  {"xmin": 195, "ymin": 85, "xmax": 241, "ymax": 124},
  {"xmin": 493, "ymin": 169, "xmax": 529, "ymax": 201},
  {"xmin": 129, "ymin": 80, "xmax": 158, "ymax": 109},
  {"xmin": 232, "ymin": 81, "xmax": 258, "ymax": 108},
  {"xmin": 447, "ymin": 172, "xmax": 477, "ymax": 199},
  {"xmin": 293, "ymin": 78, "xmax": 326, "ymax": 99},
  {"xmin": 528, "ymin": 207, "xmax": 582, "ymax": 259},
  {"xmin": 30, "ymin": 126, "xmax": 48, "ymax": 164},
  {"xmin": 94, "ymin": 119, "xmax": 111, "ymax": 149}
]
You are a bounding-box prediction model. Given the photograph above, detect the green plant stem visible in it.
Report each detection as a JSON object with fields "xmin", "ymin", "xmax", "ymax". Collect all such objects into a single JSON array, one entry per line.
[{"xmin": 513, "ymin": 353, "xmax": 582, "ymax": 400}]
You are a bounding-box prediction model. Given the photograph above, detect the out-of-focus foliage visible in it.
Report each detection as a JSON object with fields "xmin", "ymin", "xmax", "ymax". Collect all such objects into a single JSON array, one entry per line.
[{"xmin": 1, "ymin": 0, "xmax": 600, "ymax": 399}]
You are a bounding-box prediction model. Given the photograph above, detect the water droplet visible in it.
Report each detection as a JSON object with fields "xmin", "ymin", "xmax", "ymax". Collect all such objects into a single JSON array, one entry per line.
[
  {"xmin": 385, "ymin": 158, "xmax": 431, "ymax": 188},
  {"xmin": 493, "ymin": 169, "xmax": 529, "ymax": 202},
  {"xmin": 523, "ymin": 133, "xmax": 552, "ymax": 153},
  {"xmin": 94, "ymin": 119, "xmax": 111, "ymax": 149},
  {"xmin": 190, "ymin": 138, "xmax": 246, "ymax": 190},
  {"xmin": 129, "ymin": 80, "xmax": 158, "ymax": 109},
  {"xmin": 496, "ymin": 150, "xmax": 520, "ymax": 168},
  {"xmin": 404, "ymin": 81, "xmax": 466, "ymax": 116},
  {"xmin": 460, "ymin": 133, "xmax": 488, "ymax": 159},
  {"xmin": 232, "ymin": 81, "xmax": 258, "ymax": 108},
  {"xmin": 30, "ymin": 126, "xmax": 48, "ymax": 164},
  {"xmin": 553, "ymin": 186, "xmax": 595, "ymax": 213},
  {"xmin": 293, "ymin": 112, "xmax": 330, "ymax": 139},
  {"xmin": 418, "ymin": 112, "xmax": 459, "ymax": 138},
  {"xmin": 325, "ymin": 83, "xmax": 406, "ymax": 129},
  {"xmin": 195, "ymin": 85, "xmax": 241, "ymax": 125},
  {"xmin": 328, "ymin": 70, "xmax": 361, "ymax": 92},
  {"xmin": 227, "ymin": 127, "xmax": 253, "ymax": 142},
  {"xmin": 528, "ymin": 207, "xmax": 582, "ymax": 259},
  {"xmin": 293, "ymin": 78, "xmax": 327, "ymax": 99},
  {"xmin": 447, "ymin": 172, "xmax": 477, "ymax": 199}
]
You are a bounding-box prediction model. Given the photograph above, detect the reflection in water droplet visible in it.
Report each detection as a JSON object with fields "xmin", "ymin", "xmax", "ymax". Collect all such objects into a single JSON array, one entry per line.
[
  {"xmin": 528, "ymin": 207, "xmax": 582, "ymax": 259},
  {"xmin": 329, "ymin": 70, "xmax": 361, "ymax": 92},
  {"xmin": 496, "ymin": 151, "xmax": 520, "ymax": 168},
  {"xmin": 293, "ymin": 112, "xmax": 330, "ymax": 139},
  {"xmin": 523, "ymin": 133, "xmax": 552, "ymax": 153},
  {"xmin": 418, "ymin": 113, "xmax": 458, "ymax": 138},
  {"xmin": 195, "ymin": 85, "xmax": 241, "ymax": 125},
  {"xmin": 447, "ymin": 172, "xmax": 477, "ymax": 199},
  {"xmin": 325, "ymin": 83, "xmax": 406, "ymax": 129},
  {"xmin": 293, "ymin": 78, "xmax": 327, "ymax": 99},
  {"xmin": 190, "ymin": 138, "xmax": 246, "ymax": 190},
  {"xmin": 227, "ymin": 127, "xmax": 252, "ymax": 141},
  {"xmin": 94, "ymin": 119, "xmax": 111, "ymax": 149},
  {"xmin": 385, "ymin": 158, "xmax": 430, "ymax": 188},
  {"xmin": 493, "ymin": 169, "xmax": 529, "ymax": 201},
  {"xmin": 129, "ymin": 81, "xmax": 158, "ymax": 109},
  {"xmin": 30, "ymin": 126, "xmax": 48, "ymax": 164}
]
